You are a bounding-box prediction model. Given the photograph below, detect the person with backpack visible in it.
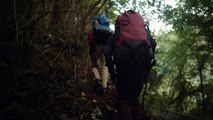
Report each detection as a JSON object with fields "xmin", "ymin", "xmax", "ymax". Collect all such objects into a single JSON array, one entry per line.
[
  {"xmin": 87, "ymin": 15, "xmax": 113, "ymax": 95},
  {"xmin": 104, "ymin": 10, "xmax": 157, "ymax": 120}
]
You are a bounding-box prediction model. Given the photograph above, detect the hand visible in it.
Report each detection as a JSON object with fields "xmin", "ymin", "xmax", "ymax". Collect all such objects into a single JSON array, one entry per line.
[{"xmin": 151, "ymin": 59, "xmax": 156, "ymax": 67}]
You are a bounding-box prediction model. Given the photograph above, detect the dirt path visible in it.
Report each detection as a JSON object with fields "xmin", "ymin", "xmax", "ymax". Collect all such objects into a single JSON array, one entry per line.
[{"xmin": 78, "ymin": 74, "xmax": 118, "ymax": 120}]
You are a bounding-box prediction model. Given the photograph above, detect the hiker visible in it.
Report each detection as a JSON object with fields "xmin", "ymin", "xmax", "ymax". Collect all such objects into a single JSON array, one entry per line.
[
  {"xmin": 87, "ymin": 15, "xmax": 113, "ymax": 95},
  {"xmin": 105, "ymin": 10, "xmax": 157, "ymax": 120}
]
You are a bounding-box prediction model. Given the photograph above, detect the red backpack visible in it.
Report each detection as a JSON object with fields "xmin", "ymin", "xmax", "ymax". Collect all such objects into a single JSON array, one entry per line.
[{"xmin": 115, "ymin": 10, "xmax": 150, "ymax": 47}]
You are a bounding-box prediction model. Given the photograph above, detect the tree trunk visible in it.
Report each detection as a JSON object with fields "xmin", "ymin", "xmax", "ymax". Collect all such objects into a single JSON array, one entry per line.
[
  {"xmin": 51, "ymin": 0, "xmax": 60, "ymax": 25},
  {"xmin": 198, "ymin": 65, "xmax": 206, "ymax": 113}
]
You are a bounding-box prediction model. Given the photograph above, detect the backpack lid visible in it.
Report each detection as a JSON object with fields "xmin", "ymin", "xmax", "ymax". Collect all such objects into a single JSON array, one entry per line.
[
  {"xmin": 115, "ymin": 10, "xmax": 149, "ymax": 46},
  {"xmin": 92, "ymin": 15, "xmax": 111, "ymax": 32},
  {"xmin": 93, "ymin": 15, "xmax": 109, "ymax": 25}
]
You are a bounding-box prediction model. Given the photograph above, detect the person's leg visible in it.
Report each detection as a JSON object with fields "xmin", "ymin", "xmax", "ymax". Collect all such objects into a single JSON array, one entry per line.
[
  {"xmin": 89, "ymin": 45, "xmax": 104, "ymax": 95},
  {"xmin": 113, "ymin": 44, "xmax": 135, "ymax": 119},
  {"xmin": 116, "ymin": 67, "xmax": 135, "ymax": 120},
  {"xmin": 131, "ymin": 46, "xmax": 152, "ymax": 120},
  {"xmin": 92, "ymin": 67, "xmax": 101, "ymax": 80},
  {"xmin": 98, "ymin": 45, "xmax": 109, "ymax": 89},
  {"xmin": 89, "ymin": 44, "xmax": 101, "ymax": 80},
  {"xmin": 90, "ymin": 45, "xmax": 108, "ymax": 95},
  {"xmin": 99, "ymin": 53, "xmax": 108, "ymax": 89},
  {"xmin": 131, "ymin": 100, "xmax": 140, "ymax": 120},
  {"xmin": 118, "ymin": 101, "xmax": 133, "ymax": 120},
  {"xmin": 115, "ymin": 58, "xmax": 149, "ymax": 120}
]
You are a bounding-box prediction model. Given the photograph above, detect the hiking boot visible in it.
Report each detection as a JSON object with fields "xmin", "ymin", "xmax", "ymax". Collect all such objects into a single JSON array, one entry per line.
[
  {"xmin": 93, "ymin": 80, "xmax": 107, "ymax": 96},
  {"xmin": 93, "ymin": 79, "xmax": 102, "ymax": 88},
  {"xmin": 101, "ymin": 88, "xmax": 107, "ymax": 95},
  {"xmin": 97, "ymin": 87, "xmax": 106, "ymax": 96}
]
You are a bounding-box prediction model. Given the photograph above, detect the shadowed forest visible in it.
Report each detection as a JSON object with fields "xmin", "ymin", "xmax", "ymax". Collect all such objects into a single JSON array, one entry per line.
[{"xmin": 0, "ymin": 0, "xmax": 212, "ymax": 120}]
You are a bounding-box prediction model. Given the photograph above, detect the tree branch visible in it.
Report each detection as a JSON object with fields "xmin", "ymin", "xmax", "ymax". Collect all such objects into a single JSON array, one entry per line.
[{"xmin": 13, "ymin": 0, "xmax": 19, "ymax": 43}]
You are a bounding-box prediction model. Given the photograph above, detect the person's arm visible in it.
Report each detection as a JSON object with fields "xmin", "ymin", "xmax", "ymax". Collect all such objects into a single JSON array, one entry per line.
[
  {"xmin": 104, "ymin": 31, "xmax": 120, "ymax": 83},
  {"xmin": 145, "ymin": 25, "xmax": 157, "ymax": 51},
  {"xmin": 104, "ymin": 18, "xmax": 121, "ymax": 83},
  {"xmin": 145, "ymin": 25, "xmax": 157, "ymax": 67},
  {"xmin": 104, "ymin": 33, "xmax": 116, "ymax": 82},
  {"xmin": 88, "ymin": 30, "xmax": 97, "ymax": 66}
]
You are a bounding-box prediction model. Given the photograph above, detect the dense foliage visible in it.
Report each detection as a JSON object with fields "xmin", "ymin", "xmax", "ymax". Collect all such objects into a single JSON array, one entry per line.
[
  {"xmin": 153, "ymin": 0, "xmax": 213, "ymax": 119},
  {"xmin": 0, "ymin": 0, "xmax": 212, "ymax": 120}
]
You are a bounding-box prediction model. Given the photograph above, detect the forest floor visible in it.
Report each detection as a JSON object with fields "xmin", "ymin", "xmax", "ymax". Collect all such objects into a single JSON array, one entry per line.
[
  {"xmin": 78, "ymin": 73, "xmax": 119, "ymax": 120},
  {"xmin": 1, "ymin": 69, "xmax": 119, "ymax": 120}
]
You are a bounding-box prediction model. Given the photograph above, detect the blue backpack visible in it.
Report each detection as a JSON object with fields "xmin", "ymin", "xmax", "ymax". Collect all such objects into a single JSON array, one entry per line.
[{"xmin": 92, "ymin": 15, "xmax": 112, "ymax": 45}]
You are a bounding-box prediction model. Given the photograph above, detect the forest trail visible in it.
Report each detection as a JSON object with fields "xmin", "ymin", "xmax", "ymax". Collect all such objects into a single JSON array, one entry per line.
[
  {"xmin": 78, "ymin": 69, "xmax": 118, "ymax": 120},
  {"xmin": 0, "ymin": 0, "xmax": 212, "ymax": 120}
]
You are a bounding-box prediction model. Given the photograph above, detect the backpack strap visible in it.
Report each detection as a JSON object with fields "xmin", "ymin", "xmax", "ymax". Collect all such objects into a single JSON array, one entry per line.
[
  {"xmin": 88, "ymin": 30, "xmax": 94, "ymax": 44},
  {"xmin": 122, "ymin": 40, "xmax": 151, "ymax": 67}
]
